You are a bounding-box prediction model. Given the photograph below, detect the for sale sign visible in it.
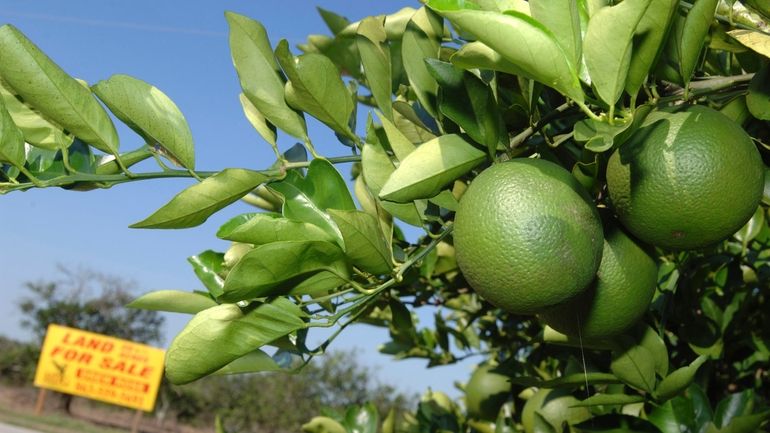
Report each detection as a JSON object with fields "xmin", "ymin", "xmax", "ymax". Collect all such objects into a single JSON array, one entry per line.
[{"xmin": 34, "ymin": 324, "xmax": 165, "ymax": 412}]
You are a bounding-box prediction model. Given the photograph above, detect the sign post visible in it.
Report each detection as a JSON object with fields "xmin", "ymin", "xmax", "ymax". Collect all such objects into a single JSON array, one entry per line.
[{"xmin": 34, "ymin": 324, "xmax": 165, "ymax": 414}]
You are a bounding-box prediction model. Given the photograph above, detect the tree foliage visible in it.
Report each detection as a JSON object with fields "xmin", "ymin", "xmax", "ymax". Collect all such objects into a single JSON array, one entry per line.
[
  {"xmin": 18, "ymin": 267, "xmax": 164, "ymax": 345},
  {"xmin": 2, "ymin": 1, "xmax": 770, "ymax": 432}
]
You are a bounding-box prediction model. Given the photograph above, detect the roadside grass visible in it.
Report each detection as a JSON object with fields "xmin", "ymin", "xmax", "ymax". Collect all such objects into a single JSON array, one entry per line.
[{"xmin": 0, "ymin": 405, "xmax": 129, "ymax": 433}]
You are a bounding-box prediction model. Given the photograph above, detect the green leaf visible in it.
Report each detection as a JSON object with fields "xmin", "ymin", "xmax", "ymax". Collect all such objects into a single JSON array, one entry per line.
[
  {"xmin": 165, "ymin": 299, "xmax": 306, "ymax": 384},
  {"xmin": 392, "ymin": 101, "xmax": 438, "ymax": 143},
  {"xmin": 529, "ymin": 0, "xmax": 584, "ymax": 72},
  {"xmin": 214, "ymin": 349, "xmax": 282, "ymax": 375},
  {"xmin": 655, "ymin": 355, "xmax": 708, "ymax": 401},
  {"xmin": 0, "ymin": 25, "xmax": 119, "ymax": 154},
  {"xmin": 270, "ymin": 172, "xmax": 345, "ymax": 248},
  {"xmin": 717, "ymin": 412, "xmax": 770, "ymax": 433},
  {"xmin": 92, "ymin": 74, "xmax": 195, "ymax": 169},
  {"xmin": 734, "ymin": 206, "xmax": 765, "ymax": 248},
  {"xmin": 328, "ymin": 209, "xmax": 393, "ymax": 275},
  {"xmin": 583, "ymin": 0, "xmax": 651, "ymax": 106},
  {"xmin": 303, "ymin": 417, "xmax": 348, "ymax": 433},
  {"xmin": 509, "ymin": 372, "xmax": 620, "ymax": 388},
  {"xmin": 648, "ymin": 397, "xmax": 697, "ymax": 433},
  {"xmin": 376, "ymin": 111, "xmax": 417, "ymax": 161},
  {"xmin": 0, "ymin": 96, "xmax": 25, "ymax": 167},
  {"xmin": 304, "ymin": 158, "xmax": 357, "ymax": 212},
  {"xmin": 714, "ymin": 390, "xmax": 755, "ymax": 429},
  {"xmin": 188, "ymin": 250, "xmax": 226, "ymax": 298},
  {"xmin": 220, "ymin": 240, "xmax": 350, "ymax": 302},
  {"xmin": 317, "ymin": 7, "xmax": 351, "ymax": 36},
  {"xmin": 624, "ymin": 0, "xmax": 679, "ymax": 97},
  {"xmin": 380, "ymin": 134, "xmax": 486, "ymax": 202},
  {"xmin": 127, "ymin": 290, "xmax": 217, "ymax": 314},
  {"xmin": 217, "ymin": 212, "xmax": 334, "ymax": 245},
  {"xmin": 678, "ymin": 0, "xmax": 719, "ymax": 85},
  {"xmin": 275, "ymin": 40, "xmax": 355, "ymax": 139},
  {"xmin": 361, "ymin": 135, "xmax": 425, "ymax": 227},
  {"xmin": 401, "ymin": 7, "xmax": 443, "ymax": 116},
  {"xmin": 425, "ymin": 59, "xmax": 503, "ymax": 157},
  {"xmin": 450, "ymin": 41, "xmax": 525, "ymax": 76},
  {"xmin": 130, "ymin": 168, "xmax": 269, "ymax": 229},
  {"xmin": 574, "ymin": 118, "xmax": 633, "ymax": 152},
  {"xmin": 746, "ymin": 63, "xmax": 770, "ymax": 120},
  {"xmin": 225, "ymin": 12, "xmax": 307, "ymax": 140},
  {"xmin": 630, "ymin": 323, "xmax": 670, "ymax": 377},
  {"xmin": 357, "ymin": 17, "xmax": 393, "ymax": 120},
  {"xmin": 426, "ymin": 2, "xmax": 584, "ymax": 102},
  {"xmin": 449, "ymin": 41, "xmax": 523, "ymax": 77},
  {"xmin": 728, "ymin": 30, "xmax": 770, "ymax": 59},
  {"xmin": 572, "ymin": 393, "xmax": 646, "ymax": 407},
  {"xmin": 0, "ymin": 83, "xmax": 73, "ymax": 150},
  {"xmin": 238, "ymin": 93, "xmax": 277, "ymax": 147},
  {"xmin": 611, "ymin": 342, "xmax": 657, "ymax": 393},
  {"xmin": 345, "ymin": 403, "xmax": 379, "ymax": 433}
]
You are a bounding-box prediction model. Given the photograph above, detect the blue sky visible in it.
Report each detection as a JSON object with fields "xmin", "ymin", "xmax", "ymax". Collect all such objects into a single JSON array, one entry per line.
[{"xmin": 0, "ymin": 1, "xmax": 479, "ymax": 397}]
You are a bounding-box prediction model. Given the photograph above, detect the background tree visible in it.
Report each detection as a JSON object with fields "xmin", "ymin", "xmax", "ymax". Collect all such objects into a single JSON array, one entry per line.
[{"xmin": 18, "ymin": 266, "xmax": 164, "ymax": 345}]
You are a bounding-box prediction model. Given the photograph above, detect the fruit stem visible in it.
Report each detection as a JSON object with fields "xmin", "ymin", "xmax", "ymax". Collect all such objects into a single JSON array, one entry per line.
[{"xmin": 509, "ymin": 102, "xmax": 573, "ymax": 149}]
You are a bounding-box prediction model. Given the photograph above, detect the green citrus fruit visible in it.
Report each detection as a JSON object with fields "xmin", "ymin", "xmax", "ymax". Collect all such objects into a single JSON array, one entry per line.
[
  {"xmin": 454, "ymin": 158, "xmax": 604, "ymax": 315},
  {"xmin": 521, "ymin": 388, "xmax": 591, "ymax": 433},
  {"xmin": 606, "ymin": 105, "xmax": 764, "ymax": 249},
  {"xmin": 539, "ymin": 226, "xmax": 657, "ymax": 339},
  {"xmin": 465, "ymin": 364, "xmax": 512, "ymax": 421}
]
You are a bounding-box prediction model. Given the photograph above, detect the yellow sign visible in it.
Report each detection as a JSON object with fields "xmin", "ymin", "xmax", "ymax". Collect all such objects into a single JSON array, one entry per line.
[{"xmin": 34, "ymin": 324, "xmax": 165, "ymax": 412}]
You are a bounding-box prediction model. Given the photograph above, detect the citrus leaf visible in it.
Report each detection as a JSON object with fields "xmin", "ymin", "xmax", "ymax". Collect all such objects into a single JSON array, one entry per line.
[
  {"xmin": 275, "ymin": 40, "xmax": 355, "ymax": 140},
  {"xmin": 269, "ymin": 171, "xmax": 345, "ymax": 248},
  {"xmin": 714, "ymin": 390, "xmax": 757, "ymax": 429},
  {"xmin": 509, "ymin": 372, "xmax": 620, "ymax": 388},
  {"xmin": 304, "ymin": 417, "xmax": 348, "ymax": 433},
  {"xmin": 0, "ymin": 24, "xmax": 119, "ymax": 154},
  {"xmin": 425, "ymin": 59, "xmax": 504, "ymax": 157},
  {"xmin": 624, "ymin": 0, "xmax": 679, "ymax": 97},
  {"xmin": 728, "ymin": 29, "xmax": 770, "ymax": 59},
  {"xmin": 130, "ymin": 169, "xmax": 269, "ymax": 229},
  {"xmin": 0, "ymin": 83, "xmax": 72, "ymax": 150},
  {"xmin": 361, "ymin": 136, "xmax": 425, "ymax": 227},
  {"xmin": 317, "ymin": 7, "xmax": 351, "ymax": 36},
  {"xmin": 328, "ymin": 209, "xmax": 393, "ymax": 275},
  {"xmin": 0, "ymin": 96, "xmax": 25, "ymax": 167},
  {"xmin": 611, "ymin": 342, "xmax": 657, "ymax": 393},
  {"xmin": 220, "ymin": 240, "xmax": 350, "ymax": 302},
  {"xmin": 746, "ymin": 63, "xmax": 770, "ymax": 120},
  {"xmin": 401, "ymin": 7, "xmax": 442, "ymax": 116},
  {"xmin": 226, "ymin": 12, "xmax": 307, "ymax": 140},
  {"xmin": 213, "ymin": 349, "xmax": 282, "ymax": 375},
  {"xmin": 572, "ymin": 393, "xmax": 646, "ymax": 407},
  {"xmin": 217, "ymin": 212, "xmax": 334, "ymax": 245},
  {"xmin": 529, "ymin": 0, "xmax": 584, "ymax": 71},
  {"xmin": 655, "ymin": 355, "xmax": 709, "ymax": 401},
  {"xmin": 583, "ymin": 0, "xmax": 651, "ymax": 106},
  {"xmin": 380, "ymin": 134, "xmax": 486, "ymax": 202},
  {"xmin": 127, "ymin": 290, "xmax": 217, "ymax": 314},
  {"xmin": 165, "ymin": 299, "xmax": 306, "ymax": 384},
  {"xmin": 648, "ymin": 397, "xmax": 697, "ymax": 433},
  {"xmin": 92, "ymin": 74, "xmax": 195, "ymax": 169},
  {"xmin": 376, "ymin": 110, "xmax": 417, "ymax": 161},
  {"xmin": 188, "ymin": 250, "xmax": 225, "ymax": 298},
  {"xmin": 733, "ymin": 206, "xmax": 765, "ymax": 247},
  {"xmin": 450, "ymin": 41, "xmax": 525, "ymax": 76},
  {"xmin": 678, "ymin": 0, "xmax": 719, "ymax": 85},
  {"xmin": 304, "ymin": 158, "xmax": 357, "ymax": 212},
  {"xmin": 238, "ymin": 93, "xmax": 277, "ymax": 147},
  {"xmin": 357, "ymin": 17, "xmax": 393, "ymax": 120},
  {"xmin": 426, "ymin": 2, "xmax": 584, "ymax": 102}
]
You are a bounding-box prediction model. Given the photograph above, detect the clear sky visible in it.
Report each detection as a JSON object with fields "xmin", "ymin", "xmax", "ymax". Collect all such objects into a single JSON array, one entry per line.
[{"xmin": 0, "ymin": 1, "xmax": 479, "ymax": 398}]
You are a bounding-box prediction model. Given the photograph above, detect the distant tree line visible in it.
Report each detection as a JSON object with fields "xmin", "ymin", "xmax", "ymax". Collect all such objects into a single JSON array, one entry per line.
[{"xmin": 0, "ymin": 268, "xmax": 413, "ymax": 433}]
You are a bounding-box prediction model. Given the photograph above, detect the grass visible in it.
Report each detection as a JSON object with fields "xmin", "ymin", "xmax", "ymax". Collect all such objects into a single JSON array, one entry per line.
[{"xmin": 0, "ymin": 404, "xmax": 129, "ymax": 433}]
